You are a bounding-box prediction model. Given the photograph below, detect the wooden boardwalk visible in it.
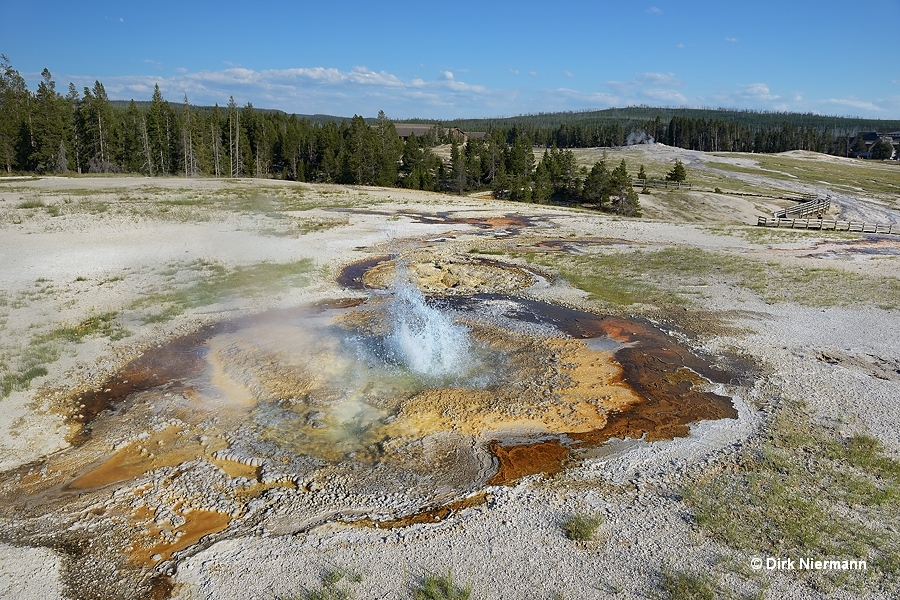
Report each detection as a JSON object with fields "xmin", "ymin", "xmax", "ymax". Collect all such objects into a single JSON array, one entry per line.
[
  {"xmin": 773, "ymin": 196, "xmax": 830, "ymax": 219},
  {"xmin": 756, "ymin": 216, "xmax": 899, "ymax": 235}
]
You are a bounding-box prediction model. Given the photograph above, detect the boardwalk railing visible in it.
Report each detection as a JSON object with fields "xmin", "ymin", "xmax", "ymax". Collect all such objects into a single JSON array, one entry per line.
[
  {"xmin": 773, "ymin": 196, "xmax": 830, "ymax": 219},
  {"xmin": 634, "ymin": 178, "xmax": 693, "ymax": 190},
  {"xmin": 756, "ymin": 216, "xmax": 898, "ymax": 235}
]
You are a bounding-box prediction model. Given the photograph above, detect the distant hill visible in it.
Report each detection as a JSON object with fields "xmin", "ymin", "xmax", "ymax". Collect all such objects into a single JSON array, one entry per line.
[
  {"xmin": 426, "ymin": 107, "xmax": 900, "ymax": 134},
  {"xmin": 108, "ymin": 103, "xmax": 900, "ymax": 133},
  {"xmin": 108, "ymin": 100, "xmax": 350, "ymax": 125}
]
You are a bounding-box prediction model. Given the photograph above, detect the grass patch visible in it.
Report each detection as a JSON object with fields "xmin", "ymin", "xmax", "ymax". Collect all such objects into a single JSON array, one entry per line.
[
  {"xmin": 524, "ymin": 246, "xmax": 900, "ymax": 309},
  {"xmin": 413, "ymin": 571, "xmax": 473, "ymax": 600},
  {"xmin": 685, "ymin": 403, "xmax": 900, "ymax": 594},
  {"xmin": 38, "ymin": 312, "xmax": 131, "ymax": 344},
  {"xmin": 79, "ymin": 199, "xmax": 108, "ymax": 214},
  {"xmin": 712, "ymin": 225, "xmax": 859, "ymax": 244},
  {"xmin": 714, "ymin": 153, "xmax": 900, "ymax": 204},
  {"xmin": 0, "ymin": 312, "xmax": 129, "ymax": 398},
  {"xmin": 525, "ymin": 247, "xmax": 752, "ymax": 308},
  {"xmin": 17, "ymin": 199, "xmax": 45, "ymax": 209},
  {"xmin": 660, "ymin": 567, "xmax": 717, "ymax": 600},
  {"xmin": 277, "ymin": 568, "xmax": 362, "ymax": 600},
  {"xmin": 561, "ymin": 512, "xmax": 603, "ymax": 541},
  {"xmin": 295, "ymin": 216, "xmax": 350, "ymax": 235},
  {"xmin": 1, "ymin": 362, "xmax": 50, "ymax": 398},
  {"xmin": 136, "ymin": 259, "xmax": 315, "ymax": 322}
]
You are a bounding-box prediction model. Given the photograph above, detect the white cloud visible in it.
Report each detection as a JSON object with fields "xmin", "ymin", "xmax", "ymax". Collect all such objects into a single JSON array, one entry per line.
[
  {"xmin": 529, "ymin": 71, "xmax": 538, "ymax": 77},
  {"xmin": 546, "ymin": 88, "xmax": 620, "ymax": 109},
  {"xmin": 59, "ymin": 65, "xmax": 506, "ymax": 118},
  {"xmin": 509, "ymin": 69, "xmax": 520, "ymax": 75},
  {"xmin": 739, "ymin": 83, "xmax": 779, "ymax": 101},
  {"xmin": 821, "ymin": 98, "xmax": 883, "ymax": 113},
  {"xmin": 644, "ymin": 89, "xmax": 688, "ymax": 103},
  {"xmin": 564, "ymin": 70, "xmax": 574, "ymax": 78},
  {"xmin": 676, "ymin": 43, "xmax": 685, "ymax": 49},
  {"xmin": 49, "ymin": 64, "xmax": 893, "ymax": 120},
  {"xmin": 647, "ymin": 6, "xmax": 662, "ymax": 14},
  {"xmin": 725, "ymin": 37, "xmax": 738, "ymax": 43},
  {"xmin": 637, "ymin": 72, "xmax": 681, "ymax": 86}
]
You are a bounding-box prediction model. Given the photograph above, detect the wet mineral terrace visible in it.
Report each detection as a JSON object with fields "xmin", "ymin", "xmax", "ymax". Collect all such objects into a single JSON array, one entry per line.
[{"xmin": 0, "ymin": 256, "xmax": 739, "ymax": 599}]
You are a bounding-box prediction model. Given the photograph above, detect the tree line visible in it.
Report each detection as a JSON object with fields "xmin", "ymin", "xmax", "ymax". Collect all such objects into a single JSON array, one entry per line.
[
  {"xmin": 445, "ymin": 107, "xmax": 900, "ymax": 156},
  {"xmin": 0, "ymin": 56, "xmax": 648, "ymax": 214}
]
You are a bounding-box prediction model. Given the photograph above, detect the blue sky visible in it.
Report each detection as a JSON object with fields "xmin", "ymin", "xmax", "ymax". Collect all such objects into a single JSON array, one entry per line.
[{"xmin": 4, "ymin": 0, "xmax": 899, "ymax": 119}]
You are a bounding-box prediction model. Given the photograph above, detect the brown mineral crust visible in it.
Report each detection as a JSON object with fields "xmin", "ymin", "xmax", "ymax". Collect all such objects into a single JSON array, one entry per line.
[
  {"xmin": 337, "ymin": 255, "xmax": 392, "ymax": 289},
  {"xmin": 487, "ymin": 440, "xmax": 571, "ymax": 485},
  {"xmin": 571, "ymin": 318, "xmax": 737, "ymax": 445},
  {"xmin": 67, "ymin": 323, "xmax": 232, "ymax": 441},
  {"xmin": 351, "ymin": 492, "xmax": 488, "ymax": 528},
  {"xmin": 129, "ymin": 508, "xmax": 232, "ymax": 566}
]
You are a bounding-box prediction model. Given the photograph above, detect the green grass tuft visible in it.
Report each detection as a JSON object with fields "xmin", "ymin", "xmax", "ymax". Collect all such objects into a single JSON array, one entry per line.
[
  {"xmin": 413, "ymin": 571, "xmax": 473, "ymax": 600},
  {"xmin": 561, "ymin": 512, "xmax": 603, "ymax": 541},
  {"xmin": 17, "ymin": 199, "xmax": 45, "ymax": 209},
  {"xmin": 277, "ymin": 568, "xmax": 362, "ymax": 600},
  {"xmin": 660, "ymin": 567, "xmax": 717, "ymax": 600}
]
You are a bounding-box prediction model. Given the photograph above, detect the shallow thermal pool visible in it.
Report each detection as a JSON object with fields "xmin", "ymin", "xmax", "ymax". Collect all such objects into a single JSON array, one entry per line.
[{"xmin": 0, "ymin": 274, "xmax": 740, "ymax": 598}]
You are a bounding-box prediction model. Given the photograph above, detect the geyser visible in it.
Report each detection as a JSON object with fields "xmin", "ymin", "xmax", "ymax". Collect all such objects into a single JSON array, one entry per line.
[{"xmin": 385, "ymin": 269, "xmax": 478, "ymax": 380}]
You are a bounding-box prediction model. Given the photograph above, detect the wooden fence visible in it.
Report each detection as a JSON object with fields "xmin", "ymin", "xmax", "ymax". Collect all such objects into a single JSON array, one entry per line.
[
  {"xmin": 773, "ymin": 196, "xmax": 830, "ymax": 219},
  {"xmin": 756, "ymin": 216, "xmax": 899, "ymax": 235},
  {"xmin": 634, "ymin": 179, "xmax": 693, "ymax": 190}
]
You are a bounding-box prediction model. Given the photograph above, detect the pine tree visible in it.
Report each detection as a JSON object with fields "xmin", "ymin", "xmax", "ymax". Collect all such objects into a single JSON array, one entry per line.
[
  {"xmin": 463, "ymin": 140, "xmax": 482, "ymax": 189},
  {"xmin": 241, "ymin": 102, "xmax": 265, "ymax": 178},
  {"xmin": 610, "ymin": 160, "xmax": 640, "ymax": 216},
  {"xmin": 344, "ymin": 115, "xmax": 376, "ymax": 184},
  {"xmin": 66, "ymin": 84, "xmax": 82, "ymax": 173},
  {"xmin": 450, "ymin": 139, "xmax": 465, "ymax": 194},
  {"xmin": 505, "ymin": 136, "xmax": 535, "ymax": 201},
  {"xmin": 81, "ymin": 81, "xmax": 117, "ymax": 172},
  {"xmin": 582, "ymin": 160, "xmax": 609, "ymax": 208},
  {"xmin": 870, "ymin": 139, "xmax": 893, "ymax": 160},
  {"xmin": 665, "ymin": 159, "xmax": 686, "ymax": 182},
  {"xmin": 147, "ymin": 84, "xmax": 177, "ymax": 175},
  {"xmin": 0, "ymin": 55, "xmax": 28, "ymax": 173},
  {"xmin": 532, "ymin": 161, "xmax": 552, "ymax": 203},
  {"xmin": 209, "ymin": 104, "xmax": 223, "ymax": 177},
  {"xmin": 29, "ymin": 69, "xmax": 70, "ymax": 173},
  {"xmin": 121, "ymin": 100, "xmax": 145, "ymax": 173},
  {"xmin": 181, "ymin": 95, "xmax": 198, "ymax": 176},
  {"xmin": 373, "ymin": 110, "xmax": 401, "ymax": 186}
]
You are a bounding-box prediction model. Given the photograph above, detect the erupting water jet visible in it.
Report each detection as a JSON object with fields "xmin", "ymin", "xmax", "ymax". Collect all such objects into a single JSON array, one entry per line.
[{"xmin": 384, "ymin": 267, "xmax": 480, "ymax": 381}]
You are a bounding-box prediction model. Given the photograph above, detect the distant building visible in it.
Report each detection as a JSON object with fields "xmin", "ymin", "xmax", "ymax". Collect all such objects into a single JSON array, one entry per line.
[
  {"xmin": 848, "ymin": 131, "xmax": 900, "ymax": 159},
  {"xmin": 394, "ymin": 124, "xmax": 439, "ymax": 141},
  {"xmin": 393, "ymin": 123, "xmax": 485, "ymax": 144}
]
